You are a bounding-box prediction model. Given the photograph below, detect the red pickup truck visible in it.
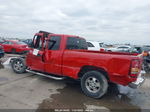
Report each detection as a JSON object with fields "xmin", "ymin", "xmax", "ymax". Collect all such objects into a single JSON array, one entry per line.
[{"xmin": 11, "ymin": 31, "xmax": 145, "ymax": 98}]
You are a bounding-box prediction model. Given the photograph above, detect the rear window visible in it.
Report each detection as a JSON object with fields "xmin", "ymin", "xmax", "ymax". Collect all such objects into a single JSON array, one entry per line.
[{"xmin": 66, "ymin": 37, "xmax": 87, "ymax": 50}]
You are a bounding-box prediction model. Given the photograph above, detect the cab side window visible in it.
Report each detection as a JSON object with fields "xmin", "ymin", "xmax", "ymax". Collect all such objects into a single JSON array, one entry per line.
[
  {"xmin": 48, "ymin": 36, "xmax": 61, "ymax": 50},
  {"xmin": 66, "ymin": 37, "xmax": 87, "ymax": 50}
]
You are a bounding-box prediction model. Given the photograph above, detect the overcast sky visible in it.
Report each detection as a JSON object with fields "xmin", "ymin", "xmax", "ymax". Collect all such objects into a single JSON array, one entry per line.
[{"xmin": 0, "ymin": 0, "xmax": 150, "ymax": 44}]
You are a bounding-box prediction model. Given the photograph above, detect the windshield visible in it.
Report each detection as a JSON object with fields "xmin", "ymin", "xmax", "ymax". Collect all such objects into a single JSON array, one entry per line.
[{"xmin": 66, "ymin": 37, "xmax": 87, "ymax": 50}]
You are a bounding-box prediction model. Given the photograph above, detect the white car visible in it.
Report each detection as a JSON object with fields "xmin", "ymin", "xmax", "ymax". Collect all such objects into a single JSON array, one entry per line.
[
  {"xmin": 87, "ymin": 41, "xmax": 106, "ymax": 51},
  {"xmin": 107, "ymin": 45, "xmax": 134, "ymax": 52}
]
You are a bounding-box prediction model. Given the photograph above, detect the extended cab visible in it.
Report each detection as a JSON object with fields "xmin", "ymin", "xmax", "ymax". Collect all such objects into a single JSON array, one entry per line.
[{"xmin": 11, "ymin": 31, "xmax": 145, "ymax": 98}]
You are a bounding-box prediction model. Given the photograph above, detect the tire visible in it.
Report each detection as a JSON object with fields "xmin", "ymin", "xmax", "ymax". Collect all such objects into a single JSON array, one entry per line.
[
  {"xmin": 81, "ymin": 71, "xmax": 108, "ymax": 99},
  {"xmin": 11, "ymin": 48, "xmax": 16, "ymax": 54},
  {"xmin": 11, "ymin": 58, "xmax": 26, "ymax": 74}
]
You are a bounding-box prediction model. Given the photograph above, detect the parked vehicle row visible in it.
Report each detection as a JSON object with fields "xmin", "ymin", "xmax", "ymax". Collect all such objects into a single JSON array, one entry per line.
[{"xmin": 10, "ymin": 31, "xmax": 145, "ymax": 99}]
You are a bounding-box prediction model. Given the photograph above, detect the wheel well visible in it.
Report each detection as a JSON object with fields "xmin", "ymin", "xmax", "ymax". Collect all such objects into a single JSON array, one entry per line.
[{"xmin": 78, "ymin": 66, "xmax": 109, "ymax": 81}]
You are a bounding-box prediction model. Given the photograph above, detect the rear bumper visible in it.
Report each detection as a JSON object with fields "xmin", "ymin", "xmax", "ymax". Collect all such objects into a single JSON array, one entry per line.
[{"xmin": 128, "ymin": 71, "xmax": 145, "ymax": 89}]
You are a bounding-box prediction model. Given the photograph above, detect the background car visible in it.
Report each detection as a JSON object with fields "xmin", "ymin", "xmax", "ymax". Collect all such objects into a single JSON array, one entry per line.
[
  {"xmin": 1, "ymin": 40, "xmax": 30, "ymax": 54},
  {"xmin": 0, "ymin": 45, "xmax": 4, "ymax": 58},
  {"xmin": 87, "ymin": 41, "xmax": 106, "ymax": 51},
  {"xmin": 107, "ymin": 45, "xmax": 137, "ymax": 53},
  {"xmin": 134, "ymin": 46, "xmax": 150, "ymax": 54}
]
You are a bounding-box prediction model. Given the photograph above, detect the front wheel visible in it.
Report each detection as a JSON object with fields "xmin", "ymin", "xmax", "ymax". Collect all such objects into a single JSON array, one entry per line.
[
  {"xmin": 81, "ymin": 71, "xmax": 108, "ymax": 99},
  {"xmin": 11, "ymin": 58, "xmax": 26, "ymax": 74}
]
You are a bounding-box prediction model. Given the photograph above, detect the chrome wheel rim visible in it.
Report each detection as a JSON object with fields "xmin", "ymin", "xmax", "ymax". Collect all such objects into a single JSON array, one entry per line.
[
  {"xmin": 14, "ymin": 61, "xmax": 23, "ymax": 72},
  {"xmin": 85, "ymin": 77, "xmax": 101, "ymax": 93}
]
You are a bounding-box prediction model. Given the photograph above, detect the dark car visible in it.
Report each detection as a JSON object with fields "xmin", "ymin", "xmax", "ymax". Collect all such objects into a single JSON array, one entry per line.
[
  {"xmin": 0, "ymin": 45, "xmax": 4, "ymax": 58},
  {"xmin": 135, "ymin": 46, "xmax": 150, "ymax": 54}
]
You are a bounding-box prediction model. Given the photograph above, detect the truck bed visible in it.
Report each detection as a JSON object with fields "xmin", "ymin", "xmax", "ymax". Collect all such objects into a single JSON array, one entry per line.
[{"xmin": 75, "ymin": 50, "xmax": 139, "ymax": 56}]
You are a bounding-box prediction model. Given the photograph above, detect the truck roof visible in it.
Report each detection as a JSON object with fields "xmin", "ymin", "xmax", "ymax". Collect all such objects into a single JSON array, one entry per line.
[{"xmin": 38, "ymin": 31, "xmax": 85, "ymax": 40}]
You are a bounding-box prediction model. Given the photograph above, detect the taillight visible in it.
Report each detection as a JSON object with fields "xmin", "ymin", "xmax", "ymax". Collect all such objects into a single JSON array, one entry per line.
[{"xmin": 129, "ymin": 60, "xmax": 140, "ymax": 77}]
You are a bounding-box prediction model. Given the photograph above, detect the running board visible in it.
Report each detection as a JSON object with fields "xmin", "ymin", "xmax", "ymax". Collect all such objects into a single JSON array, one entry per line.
[{"xmin": 26, "ymin": 69, "xmax": 65, "ymax": 80}]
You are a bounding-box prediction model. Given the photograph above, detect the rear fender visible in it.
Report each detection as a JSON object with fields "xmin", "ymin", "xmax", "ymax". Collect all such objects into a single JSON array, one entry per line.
[{"xmin": 78, "ymin": 65, "xmax": 109, "ymax": 80}]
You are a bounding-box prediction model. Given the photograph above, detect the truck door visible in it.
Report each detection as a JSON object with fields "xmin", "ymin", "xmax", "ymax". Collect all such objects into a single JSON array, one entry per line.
[
  {"xmin": 44, "ymin": 35, "xmax": 62, "ymax": 75},
  {"xmin": 28, "ymin": 34, "xmax": 45, "ymax": 71}
]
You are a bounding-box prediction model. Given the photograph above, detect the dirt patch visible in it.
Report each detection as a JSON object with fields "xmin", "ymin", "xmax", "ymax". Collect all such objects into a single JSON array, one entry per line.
[{"xmin": 37, "ymin": 79, "xmax": 141, "ymax": 112}]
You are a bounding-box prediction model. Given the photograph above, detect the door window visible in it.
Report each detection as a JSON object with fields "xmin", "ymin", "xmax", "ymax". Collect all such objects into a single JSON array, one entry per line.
[
  {"xmin": 48, "ymin": 36, "xmax": 61, "ymax": 50},
  {"xmin": 33, "ymin": 35, "xmax": 42, "ymax": 50}
]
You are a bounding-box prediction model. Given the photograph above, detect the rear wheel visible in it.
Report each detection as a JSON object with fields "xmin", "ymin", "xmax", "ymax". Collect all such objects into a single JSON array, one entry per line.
[
  {"xmin": 11, "ymin": 58, "xmax": 26, "ymax": 74},
  {"xmin": 81, "ymin": 71, "xmax": 108, "ymax": 99}
]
